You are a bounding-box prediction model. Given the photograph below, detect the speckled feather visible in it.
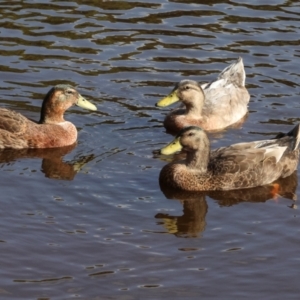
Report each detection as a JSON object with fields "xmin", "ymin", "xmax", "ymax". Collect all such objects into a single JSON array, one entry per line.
[{"xmin": 159, "ymin": 125, "xmax": 300, "ymax": 191}]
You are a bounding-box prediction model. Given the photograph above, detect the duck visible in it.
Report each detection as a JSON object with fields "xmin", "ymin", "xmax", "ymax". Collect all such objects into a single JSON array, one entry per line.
[
  {"xmin": 159, "ymin": 125, "xmax": 300, "ymax": 191},
  {"xmin": 0, "ymin": 84, "xmax": 97, "ymax": 149},
  {"xmin": 156, "ymin": 57, "xmax": 250, "ymax": 133}
]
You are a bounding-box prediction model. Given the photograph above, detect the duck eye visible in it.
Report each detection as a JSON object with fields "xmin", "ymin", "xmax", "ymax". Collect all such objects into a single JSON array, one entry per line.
[
  {"xmin": 185, "ymin": 86, "xmax": 190, "ymax": 90},
  {"xmin": 66, "ymin": 90, "xmax": 73, "ymax": 95},
  {"xmin": 188, "ymin": 132, "xmax": 194, "ymax": 137}
]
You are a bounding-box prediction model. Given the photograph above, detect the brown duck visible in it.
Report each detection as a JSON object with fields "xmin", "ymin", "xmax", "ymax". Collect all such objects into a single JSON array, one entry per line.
[
  {"xmin": 159, "ymin": 125, "xmax": 300, "ymax": 191},
  {"xmin": 0, "ymin": 84, "xmax": 97, "ymax": 149},
  {"xmin": 156, "ymin": 57, "xmax": 250, "ymax": 133}
]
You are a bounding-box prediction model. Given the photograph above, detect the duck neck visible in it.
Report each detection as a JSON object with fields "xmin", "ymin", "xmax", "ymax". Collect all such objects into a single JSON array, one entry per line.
[
  {"xmin": 39, "ymin": 106, "xmax": 65, "ymax": 124},
  {"xmin": 185, "ymin": 102, "xmax": 203, "ymax": 116},
  {"xmin": 39, "ymin": 90, "xmax": 65, "ymax": 124},
  {"xmin": 184, "ymin": 92, "xmax": 204, "ymax": 116},
  {"xmin": 185, "ymin": 139, "xmax": 210, "ymax": 172}
]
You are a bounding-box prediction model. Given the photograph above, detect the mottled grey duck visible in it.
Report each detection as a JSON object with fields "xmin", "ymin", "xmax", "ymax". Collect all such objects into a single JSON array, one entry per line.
[{"xmin": 159, "ymin": 125, "xmax": 300, "ymax": 191}]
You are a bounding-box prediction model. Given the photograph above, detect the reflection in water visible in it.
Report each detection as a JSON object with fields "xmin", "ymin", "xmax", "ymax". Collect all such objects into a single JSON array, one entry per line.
[
  {"xmin": 156, "ymin": 194, "xmax": 207, "ymax": 238},
  {"xmin": 157, "ymin": 172, "xmax": 297, "ymax": 237},
  {"xmin": 0, "ymin": 144, "xmax": 95, "ymax": 180},
  {"xmin": 0, "ymin": 0, "xmax": 299, "ymax": 298}
]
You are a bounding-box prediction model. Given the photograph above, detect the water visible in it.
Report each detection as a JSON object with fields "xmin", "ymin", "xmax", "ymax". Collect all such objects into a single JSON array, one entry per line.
[{"xmin": 0, "ymin": 0, "xmax": 299, "ymax": 299}]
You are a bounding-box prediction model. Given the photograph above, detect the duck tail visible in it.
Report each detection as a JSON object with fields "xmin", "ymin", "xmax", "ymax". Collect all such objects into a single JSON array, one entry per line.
[
  {"xmin": 288, "ymin": 124, "xmax": 300, "ymax": 151},
  {"xmin": 218, "ymin": 57, "xmax": 246, "ymax": 87},
  {"xmin": 275, "ymin": 124, "xmax": 300, "ymax": 150}
]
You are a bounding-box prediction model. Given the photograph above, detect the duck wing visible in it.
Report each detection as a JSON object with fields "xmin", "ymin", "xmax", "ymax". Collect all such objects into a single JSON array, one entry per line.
[
  {"xmin": 203, "ymin": 80, "xmax": 249, "ymax": 109},
  {"xmin": 200, "ymin": 58, "xmax": 250, "ymax": 120},
  {"xmin": 210, "ymin": 124, "xmax": 300, "ymax": 178},
  {"xmin": 209, "ymin": 146, "xmax": 284, "ymax": 176},
  {"xmin": 0, "ymin": 108, "xmax": 29, "ymax": 135}
]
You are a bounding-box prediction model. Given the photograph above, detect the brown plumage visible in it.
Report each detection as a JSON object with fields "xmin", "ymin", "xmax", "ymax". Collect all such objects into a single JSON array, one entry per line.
[
  {"xmin": 0, "ymin": 84, "xmax": 97, "ymax": 149},
  {"xmin": 159, "ymin": 125, "xmax": 300, "ymax": 191},
  {"xmin": 156, "ymin": 57, "xmax": 250, "ymax": 133}
]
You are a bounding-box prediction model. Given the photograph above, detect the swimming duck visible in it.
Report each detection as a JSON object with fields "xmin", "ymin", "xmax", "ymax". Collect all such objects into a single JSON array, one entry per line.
[
  {"xmin": 156, "ymin": 57, "xmax": 250, "ymax": 133},
  {"xmin": 159, "ymin": 125, "xmax": 300, "ymax": 191},
  {"xmin": 0, "ymin": 84, "xmax": 97, "ymax": 149}
]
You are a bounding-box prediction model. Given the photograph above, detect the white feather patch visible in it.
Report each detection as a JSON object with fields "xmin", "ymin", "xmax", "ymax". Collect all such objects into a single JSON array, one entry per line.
[{"xmin": 264, "ymin": 146, "xmax": 287, "ymax": 163}]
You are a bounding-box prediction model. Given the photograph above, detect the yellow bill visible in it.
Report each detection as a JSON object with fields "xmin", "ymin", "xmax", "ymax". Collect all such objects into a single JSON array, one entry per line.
[
  {"xmin": 76, "ymin": 95, "xmax": 97, "ymax": 111},
  {"xmin": 160, "ymin": 137, "xmax": 182, "ymax": 155},
  {"xmin": 156, "ymin": 90, "xmax": 179, "ymax": 107}
]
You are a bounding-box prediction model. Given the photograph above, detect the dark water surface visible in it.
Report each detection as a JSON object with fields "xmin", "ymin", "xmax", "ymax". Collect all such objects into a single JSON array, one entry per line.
[{"xmin": 0, "ymin": 0, "xmax": 300, "ymax": 299}]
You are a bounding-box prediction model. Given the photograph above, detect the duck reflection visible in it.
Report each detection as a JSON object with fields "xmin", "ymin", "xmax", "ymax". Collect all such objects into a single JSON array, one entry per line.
[
  {"xmin": 156, "ymin": 172, "xmax": 297, "ymax": 237},
  {"xmin": 0, "ymin": 144, "xmax": 94, "ymax": 180},
  {"xmin": 156, "ymin": 192, "xmax": 207, "ymax": 238}
]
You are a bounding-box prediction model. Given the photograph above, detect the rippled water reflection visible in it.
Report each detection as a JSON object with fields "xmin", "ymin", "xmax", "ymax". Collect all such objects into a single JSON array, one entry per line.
[{"xmin": 0, "ymin": 0, "xmax": 300, "ymax": 299}]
